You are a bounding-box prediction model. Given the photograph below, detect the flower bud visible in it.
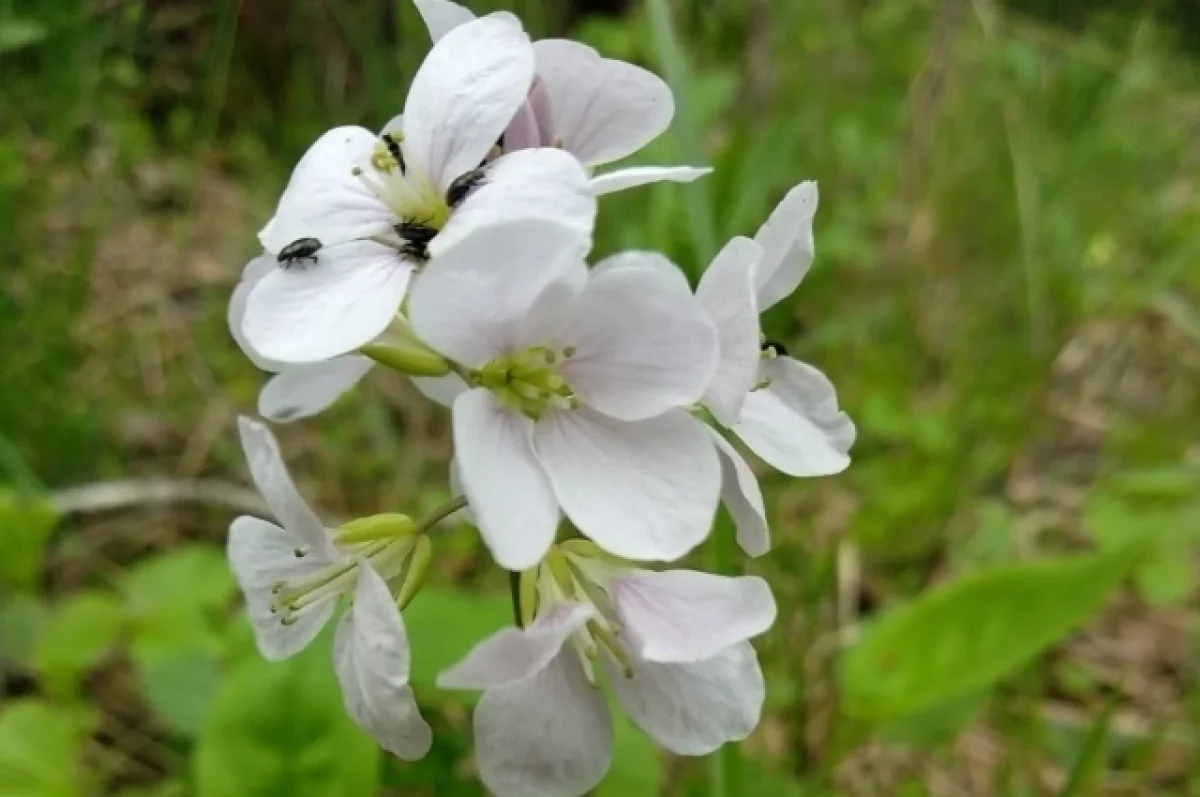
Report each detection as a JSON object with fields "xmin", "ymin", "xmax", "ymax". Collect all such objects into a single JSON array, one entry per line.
[
  {"xmin": 395, "ymin": 535, "xmax": 432, "ymax": 610},
  {"xmin": 361, "ymin": 342, "xmax": 451, "ymax": 377},
  {"xmin": 335, "ymin": 513, "xmax": 418, "ymax": 545}
]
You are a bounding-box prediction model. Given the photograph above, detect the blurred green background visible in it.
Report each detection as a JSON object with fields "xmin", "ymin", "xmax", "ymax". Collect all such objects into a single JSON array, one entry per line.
[{"xmin": 2, "ymin": 0, "xmax": 1199, "ymax": 795}]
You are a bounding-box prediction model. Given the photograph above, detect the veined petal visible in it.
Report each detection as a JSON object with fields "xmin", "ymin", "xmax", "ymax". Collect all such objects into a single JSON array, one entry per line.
[
  {"xmin": 411, "ymin": 372, "xmax": 469, "ymax": 407},
  {"xmin": 229, "ymin": 255, "xmax": 284, "ymax": 372},
  {"xmin": 413, "ymin": 0, "xmax": 476, "ymax": 42},
  {"xmin": 534, "ymin": 409, "xmax": 719, "ymax": 562},
  {"xmin": 258, "ymin": 127, "xmax": 394, "ymax": 253},
  {"xmin": 227, "ymin": 516, "xmax": 337, "ymax": 661},
  {"xmin": 334, "ymin": 565, "xmax": 432, "ymax": 760},
  {"xmin": 403, "ymin": 14, "xmax": 534, "ymax": 191},
  {"xmin": 453, "ymin": 390, "xmax": 559, "ymax": 570},
  {"xmin": 409, "ymin": 220, "xmax": 588, "ymax": 368},
  {"xmin": 258, "ymin": 356, "xmax": 373, "ymax": 423},
  {"xmin": 438, "ymin": 604, "xmax": 595, "ymax": 689},
  {"xmin": 236, "ymin": 417, "xmax": 333, "ymax": 557},
  {"xmin": 606, "ymin": 641, "xmax": 765, "ymax": 756},
  {"xmin": 243, "ymin": 240, "xmax": 413, "ymax": 364},
  {"xmin": 590, "ymin": 165, "xmax": 712, "ymax": 196},
  {"xmin": 611, "ymin": 570, "xmax": 776, "ymax": 663},
  {"xmin": 753, "ymin": 181, "xmax": 818, "ymax": 311},
  {"xmin": 697, "ymin": 236, "xmax": 764, "ymax": 426},
  {"xmin": 533, "ymin": 39, "xmax": 673, "ymax": 166},
  {"xmin": 559, "ymin": 262, "xmax": 717, "ymax": 421},
  {"xmin": 474, "ymin": 649, "xmax": 613, "ymax": 797},
  {"xmin": 436, "ymin": 147, "xmax": 596, "ymax": 254},
  {"xmin": 591, "ymin": 250, "xmax": 691, "ymax": 291},
  {"xmin": 733, "ymin": 357, "xmax": 855, "ymax": 477},
  {"xmin": 502, "ymin": 77, "xmax": 555, "ymax": 152},
  {"xmin": 706, "ymin": 429, "xmax": 770, "ymax": 557}
]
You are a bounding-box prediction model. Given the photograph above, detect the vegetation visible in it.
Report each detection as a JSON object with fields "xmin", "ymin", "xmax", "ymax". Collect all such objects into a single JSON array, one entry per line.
[{"xmin": 1, "ymin": 0, "xmax": 1198, "ymax": 795}]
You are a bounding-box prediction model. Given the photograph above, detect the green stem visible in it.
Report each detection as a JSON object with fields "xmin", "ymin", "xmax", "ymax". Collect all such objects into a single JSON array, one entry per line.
[
  {"xmin": 416, "ymin": 495, "xmax": 469, "ymax": 532},
  {"xmin": 509, "ymin": 571, "xmax": 524, "ymax": 628}
]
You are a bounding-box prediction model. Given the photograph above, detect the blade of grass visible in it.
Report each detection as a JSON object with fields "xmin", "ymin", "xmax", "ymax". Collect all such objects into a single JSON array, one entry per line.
[
  {"xmin": 645, "ymin": 0, "xmax": 717, "ymax": 276},
  {"xmin": 1059, "ymin": 693, "xmax": 1119, "ymax": 797}
]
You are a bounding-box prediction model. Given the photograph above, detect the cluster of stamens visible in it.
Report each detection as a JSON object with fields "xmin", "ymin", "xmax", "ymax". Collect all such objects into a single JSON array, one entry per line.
[
  {"xmin": 352, "ymin": 132, "xmax": 450, "ymax": 260},
  {"xmin": 476, "ymin": 346, "xmax": 579, "ymax": 420}
]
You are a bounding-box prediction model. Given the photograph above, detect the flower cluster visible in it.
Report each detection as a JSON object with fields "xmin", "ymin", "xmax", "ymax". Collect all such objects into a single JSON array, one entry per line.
[{"xmin": 225, "ymin": 2, "xmax": 854, "ymax": 795}]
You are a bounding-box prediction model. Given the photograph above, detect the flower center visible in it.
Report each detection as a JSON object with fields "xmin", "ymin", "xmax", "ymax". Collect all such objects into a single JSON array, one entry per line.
[
  {"xmin": 269, "ymin": 537, "xmax": 412, "ymax": 626},
  {"xmin": 477, "ymin": 345, "xmax": 579, "ymax": 420},
  {"xmin": 353, "ymin": 132, "xmax": 451, "ymax": 261}
]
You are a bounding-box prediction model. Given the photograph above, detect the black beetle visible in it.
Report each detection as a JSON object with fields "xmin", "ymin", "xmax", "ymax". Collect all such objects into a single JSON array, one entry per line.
[{"xmin": 277, "ymin": 238, "xmax": 323, "ymax": 269}]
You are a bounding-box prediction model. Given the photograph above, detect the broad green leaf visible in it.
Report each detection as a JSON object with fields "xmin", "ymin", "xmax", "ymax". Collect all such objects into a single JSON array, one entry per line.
[
  {"xmin": 402, "ymin": 586, "xmax": 512, "ymax": 688},
  {"xmin": 0, "ymin": 490, "xmax": 60, "ymax": 590},
  {"xmin": 0, "ymin": 593, "xmax": 48, "ymax": 665},
  {"xmin": 841, "ymin": 548, "xmax": 1141, "ymax": 718},
  {"xmin": 0, "ymin": 700, "xmax": 93, "ymax": 797},
  {"xmin": 140, "ymin": 649, "xmax": 222, "ymax": 738},
  {"xmin": 194, "ymin": 631, "xmax": 380, "ymax": 797},
  {"xmin": 121, "ymin": 545, "xmax": 235, "ymax": 616},
  {"xmin": 596, "ymin": 713, "xmax": 664, "ymax": 797},
  {"xmin": 877, "ymin": 690, "xmax": 989, "ymax": 748},
  {"xmin": 1086, "ymin": 494, "xmax": 1200, "ymax": 606},
  {"xmin": 32, "ymin": 590, "xmax": 124, "ymax": 694}
]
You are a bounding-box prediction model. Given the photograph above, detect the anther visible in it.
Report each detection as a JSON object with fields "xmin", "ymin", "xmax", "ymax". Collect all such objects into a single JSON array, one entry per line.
[
  {"xmin": 563, "ymin": 346, "xmax": 577, "ymax": 358},
  {"xmin": 293, "ymin": 546, "xmax": 309, "ymax": 558}
]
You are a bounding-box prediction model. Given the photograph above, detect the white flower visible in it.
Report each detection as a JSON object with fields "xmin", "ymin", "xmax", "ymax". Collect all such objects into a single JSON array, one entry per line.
[
  {"xmin": 438, "ymin": 542, "xmax": 775, "ymax": 797},
  {"xmin": 413, "ymin": 0, "xmax": 711, "ymax": 195},
  {"xmin": 694, "ymin": 181, "xmax": 856, "ymax": 555},
  {"xmin": 242, "ymin": 14, "xmax": 596, "ymax": 365},
  {"xmin": 227, "ymin": 417, "xmax": 432, "ymax": 759},
  {"xmin": 407, "ymin": 219, "xmax": 721, "ymax": 569}
]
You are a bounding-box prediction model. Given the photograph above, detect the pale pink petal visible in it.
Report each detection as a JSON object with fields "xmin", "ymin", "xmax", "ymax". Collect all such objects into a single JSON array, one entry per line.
[
  {"xmin": 454, "ymin": 390, "xmax": 559, "ymax": 570},
  {"xmin": 502, "ymin": 77, "xmax": 555, "ymax": 151},
  {"xmin": 706, "ymin": 429, "xmax": 770, "ymax": 557},
  {"xmin": 590, "ymin": 250, "xmax": 690, "ymax": 290},
  {"xmin": 410, "ymin": 373, "xmax": 469, "ymax": 407},
  {"xmin": 697, "ymin": 236, "xmax": 764, "ymax": 426},
  {"xmin": 534, "ymin": 409, "xmax": 719, "ymax": 562},
  {"xmin": 438, "ymin": 604, "xmax": 595, "ymax": 689},
  {"xmin": 734, "ymin": 357, "xmax": 855, "ymax": 477},
  {"xmin": 534, "ymin": 39, "xmax": 673, "ymax": 166},
  {"xmin": 243, "ymin": 240, "xmax": 413, "ymax": 363},
  {"xmin": 258, "ymin": 356, "xmax": 373, "ymax": 423},
  {"xmin": 590, "ymin": 165, "xmax": 712, "ymax": 196},
  {"xmin": 753, "ymin": 181, "xmax": 818, "ymax": 311},
  {"xmin": 228, "ymin": 255, "xmax": 283, "ymax": 372},
  {"xmin": 606, "ymin": 642, "xmax": 765, "ymax": 756},
  {"xmin": 611, "ymin": 570, "xmax": 776, "ymax": 663},
  {"xmin": 334, "ymin": 565, "xmax": 432, "ymax": 760},
  {"xmin": 258, "ymin": 127, "xmax": 394, "ymax": 253},
  {"xmin": 403, "ymin": 14, "xmax": 533, "ymax": 191},
  {"xmin": 475, "ymin": 649, "xmax": 613, "ymax": 797},
  {"xmin": 559, "ymin": 264, "xmax": 717, "ymax": 421},
  {"xmin": 413, "ymin": 0, "xmax": 476, "ymax": 42}
]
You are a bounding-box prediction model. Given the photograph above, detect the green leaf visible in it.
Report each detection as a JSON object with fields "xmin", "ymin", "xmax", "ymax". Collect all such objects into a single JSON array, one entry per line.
[
  {"xmin": 140, "ymin": 649, "xmax": 222, "ymax": 738},
  {"xmin": 877, "ymin": 690, "xmax": 990, "ymax": 748},
  {"xmin": 0, "ymin": 593, "xmax": 48, "ymax": 665},
  {"xmin": 0, "ymin": 19, "xmax": 47, "ymax": 55},
  {"xmin": 1059, "ymin": 694, "xmax": 1119, "ymax": 797},
  {"xmin": 1085, "ymin": 494, "xmax": 1200, "ymax": 606},
  {"xmin": 841, "ymin": 548, "xmax": 1142, "ymax": 718},
  {"xmin": 194, "ymin": 630, "xmax": 380, "ymax": 797},
  {"xmin": 596, "ymin": 712, "xmax": 664, "ymax": 797},
  {"xmin": 32, "ymin": 590, "xmax": 124, "ymax": 694},
  {"xmin": 0, "ymin": 700, "xmax": 93, "ymax": 797},
  {"xmin": 0, "ymin": 490, "xmax": 60, "ymax": 590},
  {"xmin": 121, "ymin": 545, "xmax": 235, "ymax": 617},
  {"xmin": 402, "ymin": 586, "xmax": 512, "ymax": 689}
]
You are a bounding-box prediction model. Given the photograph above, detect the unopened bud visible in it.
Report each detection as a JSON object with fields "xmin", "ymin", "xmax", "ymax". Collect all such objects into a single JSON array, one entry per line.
[
  {"xmin": 395, "ymin": 535, "xmax": 432, "ymax": 610},
  {"xmin": 361, "ymin": 342, "xmax": 451, "ymax": 377},
  {"xmin": 336, "ymin": 513, "xmax": 417, "ymax": 546},
  {"xmin": 519, "ymin": 568, "xmax": 539, "ymax": 628}
]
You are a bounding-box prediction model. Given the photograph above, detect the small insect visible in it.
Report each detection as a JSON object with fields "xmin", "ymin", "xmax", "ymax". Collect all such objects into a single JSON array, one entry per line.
[
  {"xmin": 381, "ymin": 133, "xmax": 406, "ymax": 173},
  {"xmin": 446, "ymin": 169, "xmax": 486, "ymax": 208},
  {"xmin": 395, "ymin": 220, "xmax": 438, "ymax": 262},
  {"xmin": 761, "ymin": 339, "xmax": 790, "ymax": 358},
  {"xmin": 277, "ymin": 237, "xmax": 323, "ymax": 269}
]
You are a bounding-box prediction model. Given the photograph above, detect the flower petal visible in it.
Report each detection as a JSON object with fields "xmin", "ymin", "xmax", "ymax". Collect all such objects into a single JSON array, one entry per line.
[
  {"xmin": 236, "ymin": 417, "xmax": 333, "ymax": 557},
  {"xmin": 243, "ymin": 240, "xmax": 413, "ymax": 364},
  {"xmin": 733, "ymin": 357, "xmax": 855, "ymax": 477},
  {"xmin": 438, "ymin": 604, "xmax": 595, "ymax": 689},
  {"xmin": 502, "ymin": 77, "xmax": 555, "ymax": 151},
  {"xmin": 533, "ymin": 39, "xmax": 673, "ymax": 166},
  {"xmin": 590, "ymin": 165, "xmax": 712, "ymax": 196},
  {"xmin": 706, "ymin": 429, "xmax": 770, "ymax": 557},
  {"xmin": 454, "ymin": 390, "xmax": 559, "ymax": 570},
  {"xmin": 227, "ymin": 516, "xmax": 336, "ymax": 661},
  {"xmin": 591, "ymin": 250, "xmax": 691, "ymax": 290},
  {"xmin": 413, "ymin": 0, "xmax": 476, "ymax": 42},
  {"xmin": 229, "ymin": 255, "xmax": 284, "ymax": 372},
  {"xmin": 411, "ymin": 372, "xmax": 469, "ymax": 407},
  {"xmin": 753, "ymin": 181, "xmax": 818, "ymax": 311},
  {"xmin": 559, "ymin": 262, "xmax": 717, "ymax": 421},
  {"xmin": 606, "ymin": 641, "xmax": 765, "ymax": 756},
  {"xmin": 334, "ymin": 564, "xmax": 432, "ymax": 760},
  {"xmin": 534, "ymin": 408, "xmax": 719, "ymax": 562},
  {"xmin": 409, "ymin": 220, "xmax": 588, "ymax": 368},
  {"xmin": 696, "ymin": 236, "xmax": 764, "ymax": 426},
  {"xmin": 258, "ymin": 356, "xmax": 373, "ymax": 423},
  {"xmin": 258, "ymin": 127, "xmax": 394, "ymax": 253},
  {"xmin": 611, "ymin": 570, "xmax": 776, "ymax": 663},
  {"xmin": 436, "ymin": 147, "xmax": 596, "ymax": 254},
  {"xmin": 474, "ymin": 649, "xmax": 613, "ymax": 797},
  {"xmin": 403, "ymin": 14, "xmax": 533, "ymax": 191}
]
